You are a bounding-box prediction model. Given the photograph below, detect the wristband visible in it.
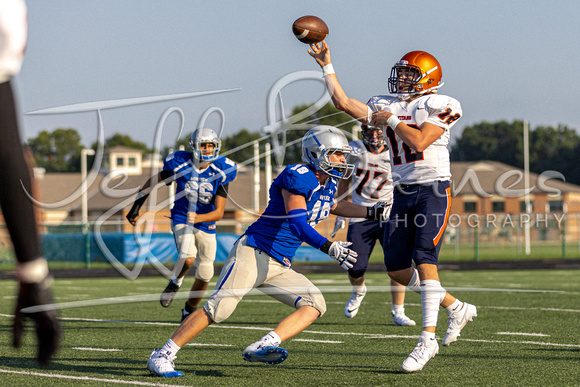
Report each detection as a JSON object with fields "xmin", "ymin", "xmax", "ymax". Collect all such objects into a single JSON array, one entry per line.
[
  {"xmin": 320, "ymin": 240, "xmax": 332, "ymax": 254},
  {"xmin": 366, "ymin": 206, "xmax": 374, "ymax": 220},
  {"xmin": 387, "ymin": 115, "xmax": 401, "ymax": 129},
  {"xmin": 322, "ymin": 63, "xmax": 335, "ymax": 77}
]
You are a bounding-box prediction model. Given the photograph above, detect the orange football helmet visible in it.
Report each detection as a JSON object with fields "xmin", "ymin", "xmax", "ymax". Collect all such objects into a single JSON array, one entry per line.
[{"xmin": 388, "ymin": 51, "xmax": 443, "ymax": 100}]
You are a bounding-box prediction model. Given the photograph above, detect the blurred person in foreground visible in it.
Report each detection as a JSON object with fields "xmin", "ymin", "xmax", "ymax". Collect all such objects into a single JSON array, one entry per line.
[{"xmin": 0, "ymin": 0, "xmax": 60, "ymax": 365}]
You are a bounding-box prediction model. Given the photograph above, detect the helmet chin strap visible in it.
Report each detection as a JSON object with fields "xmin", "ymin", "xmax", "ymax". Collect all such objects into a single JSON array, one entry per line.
[{"xmin": 397, "ymin": 82, "xmax": 444, "ymax": 101}]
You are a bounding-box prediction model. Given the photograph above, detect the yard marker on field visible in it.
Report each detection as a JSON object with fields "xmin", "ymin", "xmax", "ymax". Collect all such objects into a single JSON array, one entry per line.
[
  {"xmin": 496, "ymin": 332, "xmax": 550, "ymax": 337},
  {"xmin": 186, "ymin": 343, "xmax": 235, "ymax": 347}
]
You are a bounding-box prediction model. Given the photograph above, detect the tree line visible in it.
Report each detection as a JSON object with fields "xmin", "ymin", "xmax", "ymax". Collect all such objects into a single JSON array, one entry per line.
[{"xmin": 26, "ymin": 104, "xmax": 580, "ymax": 185}]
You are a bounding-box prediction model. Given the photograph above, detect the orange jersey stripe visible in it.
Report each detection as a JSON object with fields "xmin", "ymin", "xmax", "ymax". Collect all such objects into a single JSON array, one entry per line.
[{"xmin": 432, "ymin": 187, "xmax": 451, "ymax": 246}]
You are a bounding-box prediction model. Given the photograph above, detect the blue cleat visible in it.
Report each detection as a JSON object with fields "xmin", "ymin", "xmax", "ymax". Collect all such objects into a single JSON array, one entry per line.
[
  {"xmin": 147, "ymin": 348, "xmax": 184, "ymax": 377},
  {"xmin": 242, "ymin": 343, "xmax": 288, "ymax": 365}
]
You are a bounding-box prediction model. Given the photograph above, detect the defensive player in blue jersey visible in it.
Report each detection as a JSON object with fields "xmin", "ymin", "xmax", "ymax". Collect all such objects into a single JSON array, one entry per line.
[
  {"xmin": 127, "ymin": 128, "xmax": 237, "ymax": 321},
  {"xmin": 146, "ymin": 126, "xmax": 388, "ymax": 377}
]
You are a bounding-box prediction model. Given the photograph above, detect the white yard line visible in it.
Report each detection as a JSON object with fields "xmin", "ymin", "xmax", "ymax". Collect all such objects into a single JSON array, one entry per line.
[
  {"xmin": 72, "ymin": 347, "xmax": 122, "ymax": 351},
  {"xmin": 292, "ymin": 339, "xmax": 344, "ymax": 344},
  {"xmin": 0, "ymin": 368, "xmax": 182, "ymax": 386}
]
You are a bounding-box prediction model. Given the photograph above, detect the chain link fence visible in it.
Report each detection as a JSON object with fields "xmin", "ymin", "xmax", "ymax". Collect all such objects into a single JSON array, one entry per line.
[{"xmin": 1, "ymin": 212, "xmax": 579, "ymax": 267}]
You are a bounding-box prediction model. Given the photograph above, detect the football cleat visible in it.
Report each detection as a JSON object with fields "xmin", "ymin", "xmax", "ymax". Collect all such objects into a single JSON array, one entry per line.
[
  {"xmin": 147, "ymin": 348, "xmax": 184, "ymax": 377},
  {"xmin": 391, "ymin": 310, "xmax": 416, "ymax": 326},
  {"xmin": 442, "ymin": 302, "xmax": 477, "ymax": 346},
  {"xmin": 344, "ymin": 286, "xmax": 366, "ymax": 318},
  {"xmin": 402, "ymin": 337, "xmax": 439, "ymax": 372},
  {"xmin": 242, "ymin": 342, "xmax": 288, "ymax": 365},
  {"xmin": 160, "ymin": 280, "xmax": 180, "ymax": 308}
]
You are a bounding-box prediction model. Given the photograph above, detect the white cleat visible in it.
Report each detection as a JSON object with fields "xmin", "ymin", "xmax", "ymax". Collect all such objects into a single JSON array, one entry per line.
[
  {"xmin": 402, "ymin": 337, "xmax": 439, "ymax": 372},
  {"xmin": 344, "ymin": 287, "xmax": 366, "ymax": 318},
  {"xmin": 147, "ymin": 348, "xmax": 184, "ymax": 377},
  {"xmin": 391, "ymin": 310, "xmax": 416, "ymax": 326},
  {"xmin": 443, "ymin": 302, "xmax": 477, "ymax": 346}
]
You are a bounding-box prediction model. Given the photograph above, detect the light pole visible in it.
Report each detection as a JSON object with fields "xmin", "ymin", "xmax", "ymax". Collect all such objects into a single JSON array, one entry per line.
[{"xmin": 81, "ymin": 148, "xmax": 95, "ymax": 268}]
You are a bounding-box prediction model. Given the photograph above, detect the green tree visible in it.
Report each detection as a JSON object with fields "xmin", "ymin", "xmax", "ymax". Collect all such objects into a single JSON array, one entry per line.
[
  {"xmin": 450, "ymin": 120, "xmax": 580, "ymax": 185},
  {"xmin": 91, "ymin": 133, "xmax": 150, "ymax": 153},
  {"xmin": 529, "ymin": 124, "xmax": 580, "ymax": 184},
  {"xmin": 450, "ymin": 120, "xmax": 524, "ymax": 167},
  {"xmin": 167, "ymin": 129, "xmax": 263, "ymax": 165},
  {"xmin": 220, "ymin": 129, "xmax": 263, "ymax": 164},
  {"xmin": 281, "ymin": 102, "xmax": 356, "ymax": 165},
  {"xmin": 28, "ymin": 128, "xmax": 84, "ymax": 172}
]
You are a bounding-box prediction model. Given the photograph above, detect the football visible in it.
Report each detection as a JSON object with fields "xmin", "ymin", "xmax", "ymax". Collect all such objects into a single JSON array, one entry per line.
[{"xmin": 292, "ymin": 15, "xmax": 329, "ymax": 44}]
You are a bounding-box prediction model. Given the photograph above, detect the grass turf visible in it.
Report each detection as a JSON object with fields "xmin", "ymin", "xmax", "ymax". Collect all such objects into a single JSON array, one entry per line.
[{"xmin": 0, "ymin": 269, "xmax": 579, "ymax": 386}]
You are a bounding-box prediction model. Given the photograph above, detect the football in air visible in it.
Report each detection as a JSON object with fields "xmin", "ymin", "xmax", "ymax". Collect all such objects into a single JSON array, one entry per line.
[{"xmin": 292, "ymin": 15, "xmax": 329, "ymax": 44}]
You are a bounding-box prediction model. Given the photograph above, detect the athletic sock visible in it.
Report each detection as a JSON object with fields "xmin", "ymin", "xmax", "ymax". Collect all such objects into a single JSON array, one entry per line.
[
  {"xmin": 161, "ymin": 339, "xmax": 181, "ymax": 356},
  {"xmin": 392, "ymin": 304, "xmax": 405, "ymax": 314},
  {"xmin": 172, "ymin": 275, "xmax": 183, "ymax": 287},
  {"xmin": 420, "ymin": 280, "xmax": 445, "ymax": 328},
  {"xmin": 259, "ymin": 331, "xmax": 282, "ymax": 347},
  {"xmin": 353, "ymin": 284, "xmax": 366, "ymax": 295},
  {"xmin": 420, "ymin": 330, "xmax": 436, "ymax": 342},
  {"xmin": 184, "ymin": 302, "xmax": 195, "ymax": 313},
  {"xmin": 445, "ymin": 299, "xmax": 462, "ymax": 315}
]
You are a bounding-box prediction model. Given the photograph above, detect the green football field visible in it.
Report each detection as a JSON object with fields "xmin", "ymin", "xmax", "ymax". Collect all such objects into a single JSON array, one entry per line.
[{"xmin": 1, "ymin": 269, "xmax": 579, "ymax": 386}]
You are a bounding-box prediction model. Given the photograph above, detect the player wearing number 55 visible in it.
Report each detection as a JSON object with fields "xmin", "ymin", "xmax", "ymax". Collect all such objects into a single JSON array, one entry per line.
[
  {"xmin": 127, "ymin": 128, "xmax": 237, "ymax": 322},
  {"xmin": 145, "ymin": 126, "xmax": 388, "ymax": 377},
  {"xmin": 308, "ymin": 42, "xmax": 477, "ymax": 372}
]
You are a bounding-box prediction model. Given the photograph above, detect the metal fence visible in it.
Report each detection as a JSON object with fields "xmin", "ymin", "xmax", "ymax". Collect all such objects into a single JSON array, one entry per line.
[{"xmin": 1, "ymin": 212, "xmax": 579, "ymax": 267}]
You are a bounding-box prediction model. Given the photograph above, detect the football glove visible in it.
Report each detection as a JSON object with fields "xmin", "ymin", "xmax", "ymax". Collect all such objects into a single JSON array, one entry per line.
[
  {"xmin": 330, "ymin": 216, "xmax": 346, "ymax": 238},
  {"xmin": 13, "ymin": 274, "xmax": 60, "ymax": 365},
  {"xmin": 366, "ymin": 201, "xmax": 391, "ymax": 221},
  {"xmin": 322, "ymin": 241, "xmax": 358, "ymax": 270},
  {"xmin": 126, "ymin": 208, "xmax": 139, "ymax": 225}
]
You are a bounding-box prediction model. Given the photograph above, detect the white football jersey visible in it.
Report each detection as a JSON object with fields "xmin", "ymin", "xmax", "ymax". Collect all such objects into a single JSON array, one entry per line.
[
  {"xmin": 367, "ymin": 93, "xmax": 462, "ymax": 185},
  {"xmin": 0, "ymin": 0, "xmax": 27, "ymax": 82},
  {"xmin": 347, "ymin": 140, "xmax": 393, "ymax": 223}
]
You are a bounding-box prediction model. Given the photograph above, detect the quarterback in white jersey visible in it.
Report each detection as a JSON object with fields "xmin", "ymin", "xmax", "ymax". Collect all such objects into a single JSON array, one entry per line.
[
  {"xmin": 367, "ymin": 93, "xmax": 460, "ymax": 185},
  {"xmin": 309, "ymin": 43, "xmax": 477, "ymax": 372},
  {"xmin": 332, "ymin": 125, "xmax": 415, "ymax": 326}
]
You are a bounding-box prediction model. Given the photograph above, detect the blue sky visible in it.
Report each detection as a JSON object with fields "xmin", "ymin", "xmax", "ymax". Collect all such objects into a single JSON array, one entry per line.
[{"xmin": 14, "ymin": 0, "xmax": 580, "ymax": 149}]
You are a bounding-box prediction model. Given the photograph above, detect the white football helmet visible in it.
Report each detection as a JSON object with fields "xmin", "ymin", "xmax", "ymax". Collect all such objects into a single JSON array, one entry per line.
[
  {"xmin": 361, "ymin": 124, "xmax": 385, "ymax": 149},
  {"xmin": 301, "ymin": 125, "xmax": 354, "ymax": 179},
  {"xmin": 189, "ymin": 128, "xmax": 221, "ymax": 163}
]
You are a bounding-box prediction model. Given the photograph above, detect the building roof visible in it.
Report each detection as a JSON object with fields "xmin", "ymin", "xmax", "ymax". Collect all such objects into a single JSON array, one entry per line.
[
  {"xmin": 450, "ymin": 160, "xmax": 580, "ymax": 196},
  {"xmin": 29, "ymin": 160, "xmax": 580, "ymax": 222}
]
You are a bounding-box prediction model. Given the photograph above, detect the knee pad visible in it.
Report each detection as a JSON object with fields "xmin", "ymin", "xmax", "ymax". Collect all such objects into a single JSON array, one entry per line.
[
  {"xmin": 204, "ymin": 294, "xmax": 240, "ymax": 323},
  {"xmin": 295, "ymin": 288, "xmax": 327, "ymax": 317},
  {"xmin": 195, "ymin": 259, "xmax": 215, "ymax": 282}
]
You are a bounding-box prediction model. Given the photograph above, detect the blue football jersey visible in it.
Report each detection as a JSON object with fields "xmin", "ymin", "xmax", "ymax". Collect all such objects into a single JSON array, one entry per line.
[
  {"xmin": 244, "ymin": 164, "xmax": 337, "ymax": 266},
  {"xmin": 163, "ymin": 151, "xmax": 237, "ymax": 233}
]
